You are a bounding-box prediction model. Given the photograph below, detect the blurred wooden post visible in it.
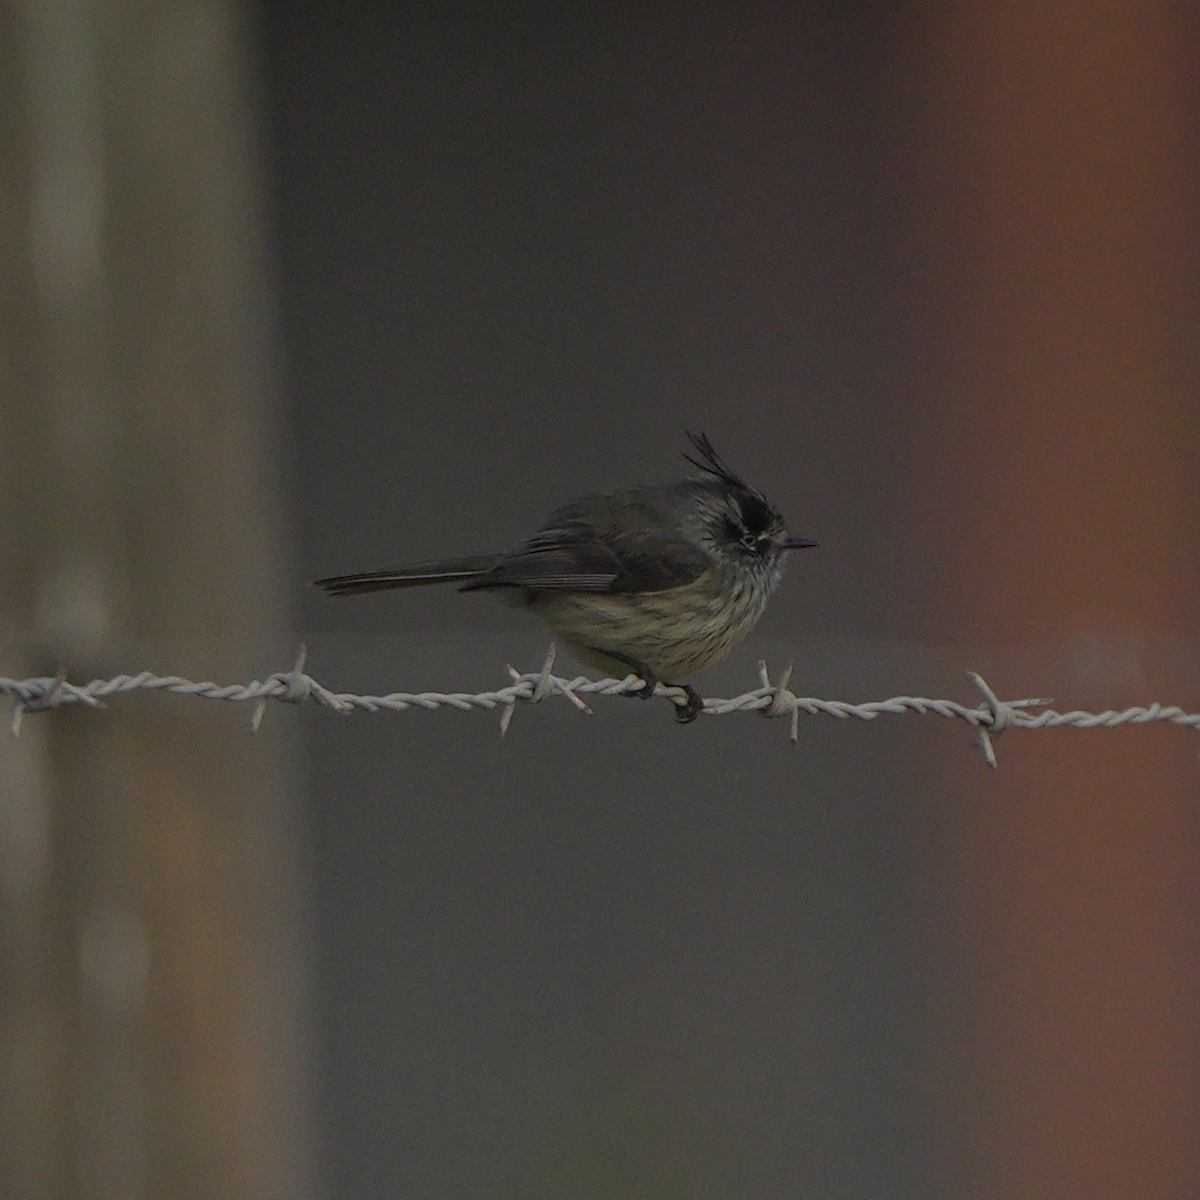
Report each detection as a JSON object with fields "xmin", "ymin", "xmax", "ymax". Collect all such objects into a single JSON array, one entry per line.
[
  {"xmin": 888, "ymin": 1, "xmax": 1200, "ymax": 1196},
  {"xmin": 0, "ymin": 2, "xmax": 310, "ymax": 1198}
]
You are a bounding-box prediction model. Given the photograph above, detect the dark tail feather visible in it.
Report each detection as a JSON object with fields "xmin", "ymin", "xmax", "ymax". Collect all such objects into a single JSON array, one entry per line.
[{"xmin": 313, "ymin": 555, "xmax": 502, "ymax": 595}]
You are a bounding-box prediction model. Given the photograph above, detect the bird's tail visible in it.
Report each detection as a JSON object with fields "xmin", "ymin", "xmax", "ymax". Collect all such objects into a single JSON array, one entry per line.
[{"xmin": 313, "ymin": 555, "xmax": 502, "ymax": 595}]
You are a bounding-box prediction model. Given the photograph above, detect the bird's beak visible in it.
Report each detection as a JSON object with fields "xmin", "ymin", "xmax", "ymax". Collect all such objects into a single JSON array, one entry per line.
[{"xmin": 783, "ymin": 535, "xmax": 819, "ymax": 550}]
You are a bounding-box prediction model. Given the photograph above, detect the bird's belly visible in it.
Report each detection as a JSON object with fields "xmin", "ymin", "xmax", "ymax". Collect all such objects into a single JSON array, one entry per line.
[{"xmin": 529, "ymin": 580, "xmax": 770, "ymax": 681}]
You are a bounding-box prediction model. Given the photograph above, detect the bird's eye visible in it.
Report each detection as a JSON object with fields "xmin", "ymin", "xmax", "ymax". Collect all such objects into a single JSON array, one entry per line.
[{"xmin": 739, "ymin": 531, "xmax": 759, "ymax": 552}]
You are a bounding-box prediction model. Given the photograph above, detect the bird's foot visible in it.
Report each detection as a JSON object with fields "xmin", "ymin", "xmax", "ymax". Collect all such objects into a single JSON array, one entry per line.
[
  {"xmin": 588, "ymin": 647, "xmax": 658, "ymax": 702},
  {"xmin": 671, "ymin": 684, "xmax": 704, "ymax": 724},
  {"xmin": 584, "ymin": 648, "xmax": 700, "ymax": 722},
  {"xmin": 631, "ymin": 671, "xmax": 657, "ymax": 701}
]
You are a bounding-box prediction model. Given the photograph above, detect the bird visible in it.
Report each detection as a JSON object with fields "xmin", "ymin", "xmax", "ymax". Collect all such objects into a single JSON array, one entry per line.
[{"xmin": 314, "ymin": 433, "xmax": 816, "ymax": 722}]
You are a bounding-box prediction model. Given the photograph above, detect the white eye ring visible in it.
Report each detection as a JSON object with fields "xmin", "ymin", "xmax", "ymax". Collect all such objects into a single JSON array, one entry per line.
[{"xmin": 739, "ymin": 531, "xmax": 758, "ymax": 551}]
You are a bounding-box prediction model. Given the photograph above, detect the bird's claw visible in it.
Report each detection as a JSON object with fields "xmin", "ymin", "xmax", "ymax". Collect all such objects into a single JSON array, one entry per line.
[{"xmin": 672, "ymin": 684, "xmax": 703, "ymax": 724}]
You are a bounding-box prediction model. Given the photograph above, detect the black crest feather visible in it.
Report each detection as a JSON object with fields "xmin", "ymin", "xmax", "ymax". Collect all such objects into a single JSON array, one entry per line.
[{"xmin": 682, "ymin": 432, "xmax": 749, "ymax": 489}]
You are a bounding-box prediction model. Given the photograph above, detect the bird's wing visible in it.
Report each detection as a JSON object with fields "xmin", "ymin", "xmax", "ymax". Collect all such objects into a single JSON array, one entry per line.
[{"xmin": 460, "ymin": 495, "xmax": 712, "ymax": 595}]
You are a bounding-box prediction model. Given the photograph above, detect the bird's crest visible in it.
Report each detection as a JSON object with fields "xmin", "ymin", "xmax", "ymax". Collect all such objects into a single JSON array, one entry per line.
[{"xmin": 683, "ymin": 432, "xmax": 750, "ymax": 490}]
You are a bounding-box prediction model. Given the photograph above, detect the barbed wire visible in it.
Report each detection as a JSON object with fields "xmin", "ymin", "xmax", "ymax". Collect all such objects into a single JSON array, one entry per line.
[{"xmin": 2, "ymin": 645, "xmax": 1198, "ymax": 769}]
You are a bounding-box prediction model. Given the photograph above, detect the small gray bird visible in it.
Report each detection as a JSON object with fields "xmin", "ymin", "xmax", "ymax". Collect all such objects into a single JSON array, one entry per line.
[{"xmin": 314, "ymin": 433, "xmax": 816, "ymax": 722}]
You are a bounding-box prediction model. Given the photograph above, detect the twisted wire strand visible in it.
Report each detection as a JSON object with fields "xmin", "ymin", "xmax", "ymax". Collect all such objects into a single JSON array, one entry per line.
[{"xmin": 1, "ymin": 645, "xmax": 1197, "ymax": 768}]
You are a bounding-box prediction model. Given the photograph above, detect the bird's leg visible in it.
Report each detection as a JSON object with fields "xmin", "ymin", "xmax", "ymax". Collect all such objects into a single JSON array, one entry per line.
[
  {"xmin": 587, "ymin": 647, "xmax": 657, "ymax": 701},
  {"xmin": 585, "ymin": 647, "xmax": 703, "ymax": 723}
]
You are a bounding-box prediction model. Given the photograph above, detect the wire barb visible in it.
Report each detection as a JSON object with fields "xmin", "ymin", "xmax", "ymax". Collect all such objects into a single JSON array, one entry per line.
[
  {"xmin": 251, "ymin": 643, "xmax": 313, "ymax": 732},
  {"xmin": 8, "ymin": 668, "xmax": 107, "ymax": 738},
  {"xmin": 967, "ymin": 671, "xmax": 1054, "ymax": 769},
  {"xmin": 757, "ymin": 660, "xmax": 801, "ymax": 744},
  {"xmin": 500, "ymin": 644, "xmax": 576, "ymax": 735},
  {"xmin": 0, "ymin": 650, "xmax": 1197, "ymax": 768}
]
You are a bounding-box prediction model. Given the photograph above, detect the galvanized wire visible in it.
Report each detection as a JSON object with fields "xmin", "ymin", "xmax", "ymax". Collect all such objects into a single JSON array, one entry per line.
[{"xmin": 2, "ymin": 645, "xmax": 1197, "ymax": 768}]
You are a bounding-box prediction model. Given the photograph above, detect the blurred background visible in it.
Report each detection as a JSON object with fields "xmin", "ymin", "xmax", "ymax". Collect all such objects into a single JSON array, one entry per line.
[{"xmin": 3, "ymin": 1, "xmax": 1200, "ymax": 1197}]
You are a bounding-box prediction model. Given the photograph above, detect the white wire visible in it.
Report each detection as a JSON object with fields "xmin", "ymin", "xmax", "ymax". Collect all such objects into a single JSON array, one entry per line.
[{"xmin": 3, "ymin": 645, "xmax": 1197, "ymax": 769}]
